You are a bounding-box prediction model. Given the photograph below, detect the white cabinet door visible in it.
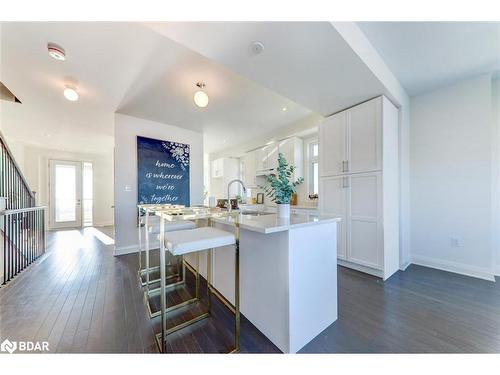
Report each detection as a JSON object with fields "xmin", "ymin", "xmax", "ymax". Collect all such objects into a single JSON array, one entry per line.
[
  {"xmin": 243, "ymin": 151, "xmax": 257, "ymax": 187},
  {"xmin": 347, "ymin": 172, "xmax": 382, "ymax": 269},
  {"xmin": 255, "ymin": 147, "xmax": 268, "ymax": 171},
  {"xmin": 267, "ymin": 143, "xmax": 279, "ymax": 170},
  {"xmin": 348, "ymin": 98, "xmax": 382, "ymax": 174},
  {"xmin": 319, "ymin": 111, "xmax": 347, "ymax": 177},
  {"xmin": 319, "ymin": 176, "xmax": 348, "ymax": 260},
  {"xmin": 211, "ymin": 158, "xmax": 223, "ymax": 178}
]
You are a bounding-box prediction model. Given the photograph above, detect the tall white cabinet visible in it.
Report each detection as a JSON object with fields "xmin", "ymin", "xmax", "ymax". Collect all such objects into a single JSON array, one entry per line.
[{"xmin": 319, "ymin": 96, "xmax": 399, "ymax": 280}]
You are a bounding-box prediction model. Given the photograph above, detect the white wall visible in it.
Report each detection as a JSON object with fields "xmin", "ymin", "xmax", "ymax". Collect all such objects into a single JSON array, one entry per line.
[
  {"xmin": 113, "ymin": 113, "xmax": 204, "ymax": 255},
  {"xmin": 493, "ymin": 79, "xmax": 500, "ymax": 275},
  {"xmin": 410, "ymin": 74, "xmax": 495, "ymax": 280},
  {"xmin": 21, "ymin": 145, "xmax": 114, "ymax": 227}
]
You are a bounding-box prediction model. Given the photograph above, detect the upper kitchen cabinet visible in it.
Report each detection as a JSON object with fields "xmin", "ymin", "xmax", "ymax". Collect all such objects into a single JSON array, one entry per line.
[
  {"xmin": 210, "ymin": 157, "xmax": 241, "ymax": 198},
  {"xmin": 319, "ymin": 111, "xmax": 347, "ymax": 177},
  {"xmin": 349, "ymin": 98, "xmax": 382, "ymax": 174},
  {"xmin": 255, "ymin": 146, "xmax": 269, "ymax": 172},
  {"xmin": 319, "ymin": 96, "xmax": 383, "ymax": 176},
  {"xmin": 246, "ymin": 137, "xmax": 304, "ymax": 182},
  {"xmin": 278, "ymin": 137, "xmax": 303, "ymax": 179},
  {"xmin": 211, "ymin": 158, "xmax": 224, "ymax": 178},
  {"xmin": 243, "ymin": 151, "xmax": 258, "ymax": 188}
]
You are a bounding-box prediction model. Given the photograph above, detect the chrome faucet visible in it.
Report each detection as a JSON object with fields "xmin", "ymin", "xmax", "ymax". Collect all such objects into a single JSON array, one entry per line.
[{"xmin": 227, "ymin": 179, "xmax": 247, "ymax": 213}]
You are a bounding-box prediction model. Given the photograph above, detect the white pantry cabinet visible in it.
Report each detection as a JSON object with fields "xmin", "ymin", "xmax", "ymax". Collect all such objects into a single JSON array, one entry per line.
[
  {"xmin": 319, "ymin": 96, "xmax": 399, "ymax": 280},
  {"xmin": 319, "ymin": 97, "xmax": 382, "ymax": 176},
  {"xmin": 319, "ymin": 175, "xmax": 347, "ymax": 260}
]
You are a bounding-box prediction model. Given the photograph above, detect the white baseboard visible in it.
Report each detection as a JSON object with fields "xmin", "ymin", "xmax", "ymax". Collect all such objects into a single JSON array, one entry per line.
[
  {"xmin": 399, "ymin": 261, "xmax": 411, "ymax": 271},
  {"xmin": 337, "ymin": 259, "xmax": 383, "ymax": 279},
  {"xmin": 411, "ymin": 255, "xmax": 496, "ymax": 282},
  {"xmin": 92, "ymin": 222, "xmax": 114, "ymax": 227},
  {"xmin": 114, "ymin": 245, "xmax": 138, "ymax": 256}
]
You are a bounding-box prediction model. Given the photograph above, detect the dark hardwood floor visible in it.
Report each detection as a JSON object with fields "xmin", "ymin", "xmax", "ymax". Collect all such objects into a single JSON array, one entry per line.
[{"xmin": 1, "ymin": 226, "xmax": 499, "ymax": 353}]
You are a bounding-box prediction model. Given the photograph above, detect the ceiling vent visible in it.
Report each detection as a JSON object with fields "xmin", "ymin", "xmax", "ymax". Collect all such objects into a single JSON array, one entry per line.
[{"xmin": 0, "ymin": 82, "xmax": 21, "ymax": 103}]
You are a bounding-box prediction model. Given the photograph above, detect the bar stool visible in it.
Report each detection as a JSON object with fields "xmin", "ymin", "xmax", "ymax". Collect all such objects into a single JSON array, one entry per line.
[
  {"xmin": 157, "ymin": 225, "xmax": 240, "ymax": 354},
  {"xmin": 138, "ymin": 209, "xmax": 195, "ymax": 291}
]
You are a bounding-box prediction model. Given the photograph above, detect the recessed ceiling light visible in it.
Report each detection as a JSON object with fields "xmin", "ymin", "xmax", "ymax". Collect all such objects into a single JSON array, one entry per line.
[
  {"xmin": 48, "ymin": 42, "xmax": 66, "ymax": 61},
  {"xmin": 282, "ymin": 107, "xmax": 287, "ymax": 112},
  {"xmin": 193, "ymin": 82, "xmax": 209, "ymax": 108},
  {"xmin": 63, "ymin": 85, "xmax": 79, "ymax": 101}
]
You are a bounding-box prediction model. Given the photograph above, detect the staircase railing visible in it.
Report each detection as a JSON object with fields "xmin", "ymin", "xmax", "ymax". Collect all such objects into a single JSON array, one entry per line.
[
  {"xmin": 0, "ymin": 130, "xmax": 45, "ymax": 285},
  {"xmin": 1, "ymin": 206, "xmax": 47, "ymax": 284},
  {"xmin": 0, "ymin": 131, "xmax": 36, "ymax": 209}
]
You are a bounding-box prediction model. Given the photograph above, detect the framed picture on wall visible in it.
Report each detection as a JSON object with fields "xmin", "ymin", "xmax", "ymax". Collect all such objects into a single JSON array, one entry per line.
[{"xmin": 136, "ymin": 136, "xmax": 190, "ymax": 207}]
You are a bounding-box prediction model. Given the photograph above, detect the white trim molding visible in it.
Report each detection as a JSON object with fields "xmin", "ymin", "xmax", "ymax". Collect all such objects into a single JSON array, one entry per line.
[
  {"xmin": 411, "ymin": 255, "xmax": 496, "ymax": 282},
  {"xmin": 114, "ymin": 245, "xmax": 138, "ymax": 256}
]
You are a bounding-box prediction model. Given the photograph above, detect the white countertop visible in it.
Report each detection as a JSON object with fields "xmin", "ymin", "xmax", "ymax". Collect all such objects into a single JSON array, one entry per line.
[
  {"xmin": 213, "ymin": 212, "xmax": 341, "ymax": 234},
  {"xmin": 239, "ymin": 203, "xmax": 318, "ymax": 211}
]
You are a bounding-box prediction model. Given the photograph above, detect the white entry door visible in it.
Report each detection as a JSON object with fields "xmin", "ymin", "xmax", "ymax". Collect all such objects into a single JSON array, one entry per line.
[{"xmin": 49, "ymin": 160, "xmax": 82, "ymax": 229}]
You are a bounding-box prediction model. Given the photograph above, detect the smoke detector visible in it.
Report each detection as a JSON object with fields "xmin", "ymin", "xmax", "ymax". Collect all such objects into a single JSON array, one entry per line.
[
  {"xmin": 48, "ymin": 43, "xmax": 66, "ymax": 61},
  {"xmin": 250, "ymin": 41, "xmax": 265, "ymax": 55}
]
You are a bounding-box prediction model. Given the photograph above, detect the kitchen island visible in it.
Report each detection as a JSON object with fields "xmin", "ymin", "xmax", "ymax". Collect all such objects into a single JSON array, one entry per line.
[{"xmin": 197, "ymin": 212, "xmax": 340, "ymax": 353}]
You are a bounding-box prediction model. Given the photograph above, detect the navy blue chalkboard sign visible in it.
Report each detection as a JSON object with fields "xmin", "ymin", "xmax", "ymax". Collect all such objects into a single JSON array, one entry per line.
[{"xmin": 137, "ymin": 136, "xmax": 190, "ymax": 206}]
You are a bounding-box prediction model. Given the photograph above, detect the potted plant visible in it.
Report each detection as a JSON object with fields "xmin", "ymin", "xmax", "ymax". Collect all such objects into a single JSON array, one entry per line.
[{"xmin": 261, "ymin": 152, "xmax": 304, "ymax": 218}]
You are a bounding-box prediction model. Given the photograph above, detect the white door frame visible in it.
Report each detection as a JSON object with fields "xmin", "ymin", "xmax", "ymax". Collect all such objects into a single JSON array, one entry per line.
[{"xmin": 49, "ymin": 159, "xmax": 82, "ymax": 229}]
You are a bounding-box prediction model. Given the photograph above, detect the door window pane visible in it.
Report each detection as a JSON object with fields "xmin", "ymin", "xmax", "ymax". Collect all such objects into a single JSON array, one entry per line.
[
  {"xmin": 55, "ymin": 165, "xmax": 76, "ymax": 222},
  {"xmin": 83, "ymin": 162, "xmax": 93, "ymax": 226},
  {"xmin": 312, "ymin": 143, "xmax": 319, "ymax": 157},
  {"xmin": 313, "ymin": 162, "xmax": 319, "ymax": 194}
]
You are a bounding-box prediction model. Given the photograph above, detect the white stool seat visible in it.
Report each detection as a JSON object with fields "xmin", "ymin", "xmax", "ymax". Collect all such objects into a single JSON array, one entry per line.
[
  {"xmin": 147, "ymin": 220, "xmax": 195, "ymax": 235},
  {"xmin": 165, "ymin": 227, "xmax": 235, "ymax": 256}
]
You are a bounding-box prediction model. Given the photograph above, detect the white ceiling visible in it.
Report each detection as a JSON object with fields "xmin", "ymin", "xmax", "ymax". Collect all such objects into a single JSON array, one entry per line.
[
  {"xmin": 1, "ymin": 22, "xmax": 162, "ymax": 154},
  {"xmin": 0, "ymin": 22, "xmax": 315, "ymax": 155},
  {"xmin": 357, "ymin": 22, "xmax": 500, "ymax": 96},
  {"xmin": 116, "ymin": 33, "xmax": 314, "ymax": 153},
  {"xmin": 146, "ymin": 22, "xmax": 393, "ymax": 117}
]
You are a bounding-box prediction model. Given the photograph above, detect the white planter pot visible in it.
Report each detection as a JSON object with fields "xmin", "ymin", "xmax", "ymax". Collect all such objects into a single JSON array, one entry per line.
[{"xmin": 277, "ymin": 203, "xmax": 290, "ymax": 218}]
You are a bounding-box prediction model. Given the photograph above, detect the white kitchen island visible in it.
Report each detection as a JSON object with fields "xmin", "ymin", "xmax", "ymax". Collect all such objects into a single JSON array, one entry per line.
[{"xmin": 206, "ymin": 212, "xmax": 340, "ymax": 353}]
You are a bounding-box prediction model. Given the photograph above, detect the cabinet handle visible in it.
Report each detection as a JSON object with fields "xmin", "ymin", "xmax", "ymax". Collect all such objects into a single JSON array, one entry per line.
[
  {"xmin": 342, "ymin": 160, "xmax": 349, "ymax": 173},
  {"xmin": 342, "ymin": 176, "xmax": 350, "ymax": 189}
]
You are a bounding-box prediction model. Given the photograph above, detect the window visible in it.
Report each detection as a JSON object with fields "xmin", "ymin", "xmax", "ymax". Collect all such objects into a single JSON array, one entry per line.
[{"xmin": 307, "ymin": 139, "xmax": 319, "ymax": 195}]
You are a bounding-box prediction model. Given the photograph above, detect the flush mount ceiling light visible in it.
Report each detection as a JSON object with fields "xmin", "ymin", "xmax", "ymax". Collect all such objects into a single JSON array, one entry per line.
[
  {"xmin": 282, "ymin": 107, "xmax": 287, "ymax": 112},
  {"xmin": 47, "ymin": 42, "xmax": 66, "ymax": 61},
  {"xmin": 193, "ymin": 82, "xmax": 209, "ymax": 108},
  {"xmin": 63, "ymin": 85, "xmax": 79, "ymax": 101}
]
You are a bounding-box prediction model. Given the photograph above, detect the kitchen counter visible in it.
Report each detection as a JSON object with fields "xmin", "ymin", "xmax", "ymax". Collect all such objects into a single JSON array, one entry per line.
[
  {"xmin": 212, "ymin": 212, "xmax": 340, "ymax": 234},
  {"xmin": 209, "ymin": 211, "xmax": 339, "ymax": 353}
]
